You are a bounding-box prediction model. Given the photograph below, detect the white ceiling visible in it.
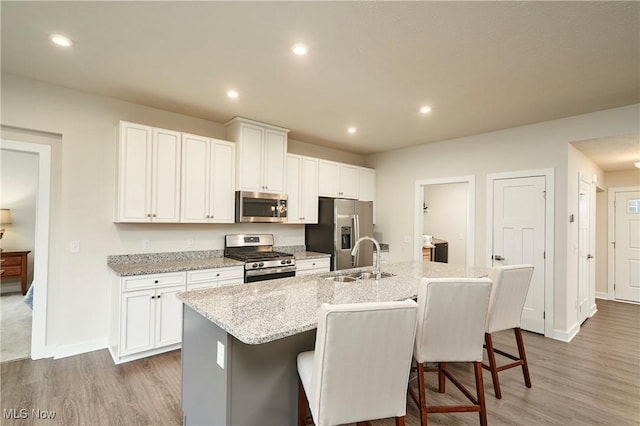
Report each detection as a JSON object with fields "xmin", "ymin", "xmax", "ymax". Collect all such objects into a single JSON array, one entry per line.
[{"xmin": 2, "ymin": 1, "xmax": 639, "ymax": 167}]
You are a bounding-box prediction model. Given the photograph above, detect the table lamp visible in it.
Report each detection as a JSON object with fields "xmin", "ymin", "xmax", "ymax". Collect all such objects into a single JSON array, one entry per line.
[{"xmin": 0, "ymin": 209, "xmax": 12, "ymax": 242}]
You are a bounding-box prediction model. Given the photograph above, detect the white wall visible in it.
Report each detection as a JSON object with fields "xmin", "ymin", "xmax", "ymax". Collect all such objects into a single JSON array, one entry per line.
[
  {"xmin": 0, "ymin": 73, "xmax": 364, "ymax": 354},
  {"xmin": 0, "ymin": 149, "xmax": 38, "ymax": 291},
  {"xmin": 422, "ymin": 183, "xmax": 467, "ymax": 265},
  {"xmin": 367, "ymin": 104, "xmax": 639, "ymax": 335}
]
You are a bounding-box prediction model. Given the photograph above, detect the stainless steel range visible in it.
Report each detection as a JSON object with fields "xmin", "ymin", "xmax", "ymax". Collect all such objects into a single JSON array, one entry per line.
[{"xmin": 224, "ymin": 234, "xmax": 296, "ymax": 283}]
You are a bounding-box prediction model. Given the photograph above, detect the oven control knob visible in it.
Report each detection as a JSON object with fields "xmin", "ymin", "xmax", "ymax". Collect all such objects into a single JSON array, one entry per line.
[
  {"xmin": 252, "ymin": 263, "xmax": 258, "ymax": 268},
  {"xmin": 281, "ymin": 260, "xmax": 286, "ymax": 265},
  {"xmin": 286, "ymin": 259, "xmax": 292, "ymax": 264},
  {"xmin": 259, "ymin": 262, "xmax": 264, "ymax": 267}
]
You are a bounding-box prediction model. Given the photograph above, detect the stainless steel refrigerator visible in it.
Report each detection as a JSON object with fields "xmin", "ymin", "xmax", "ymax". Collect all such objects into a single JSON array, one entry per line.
[{"xmin": 305, "ymin": 198, "xmax": 374, "ymax": 271}]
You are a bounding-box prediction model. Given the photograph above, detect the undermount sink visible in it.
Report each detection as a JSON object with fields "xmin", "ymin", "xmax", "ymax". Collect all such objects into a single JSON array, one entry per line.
[{"xmin": 322, "ymin": 271, "xmax": 396, "ymax": 282}]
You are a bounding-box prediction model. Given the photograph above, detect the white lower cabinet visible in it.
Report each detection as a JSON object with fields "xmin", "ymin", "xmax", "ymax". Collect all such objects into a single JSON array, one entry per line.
[
  {"xmin": 187, "ymin": 266, "xmax": 244, "ymax": 290},
  {"xmin": 295, "ymin": 257, "xmax": 330, "ymax": 276},
  {"xmin": 110, "ymin": 271, "xmax": 186, "ymax": 364}
]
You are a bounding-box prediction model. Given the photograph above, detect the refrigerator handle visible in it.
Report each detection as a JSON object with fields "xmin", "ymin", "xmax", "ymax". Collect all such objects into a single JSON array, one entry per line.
[{"xmin": 352, "ymin": 214, "xmax": 360, "ymax": 267}]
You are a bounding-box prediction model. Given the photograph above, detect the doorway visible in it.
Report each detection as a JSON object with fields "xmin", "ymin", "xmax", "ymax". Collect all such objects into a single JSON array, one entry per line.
[
  {"xmin": 608, "ymin": 187, "xmax": 640, "ymax": 303},
  {"xmin": 487, "ymin": 169, "xmax": 555, "ymax": 337},
  {"xmin": 0, "ymin": 138, "xmax": 52, "ymax": 359},
  {"xmin": 414, "ymin": 176, "xmax": 475, "ymax": 266}
]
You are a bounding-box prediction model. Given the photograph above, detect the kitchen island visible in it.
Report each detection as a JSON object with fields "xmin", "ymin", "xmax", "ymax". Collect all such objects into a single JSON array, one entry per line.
[{"xmin": 178, "ymin": 260, "xmax": 488, "ymax": 426}]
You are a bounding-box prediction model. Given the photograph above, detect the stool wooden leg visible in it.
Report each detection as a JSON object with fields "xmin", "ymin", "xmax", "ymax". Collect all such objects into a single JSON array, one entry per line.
[
  {"xmin": 515, "ymin": 328, "xmax": 532, "ymax": 388},
  {"xmin": 438, "ymin": 362, "xmax": 446, "ymax": 393},
  {"xmin": 484, "ymin": 333, "xmax": 502, "ymax": 399},
  {"xmin": 417, "ymin": 361, "xmax": 428, "ymax": 426},
  {"xmin": 298, "ymin": 379, "xmax": 308, "ymax": 426},
  {"xmin": 474, "ymin": 361, "xmax": 487, "ymax": 426}
]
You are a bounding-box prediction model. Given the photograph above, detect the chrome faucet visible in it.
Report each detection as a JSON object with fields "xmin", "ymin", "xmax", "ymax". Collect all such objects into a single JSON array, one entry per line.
[{"xmin": 351, "ymin": 236, "xmax": 381, "ymax": 280}]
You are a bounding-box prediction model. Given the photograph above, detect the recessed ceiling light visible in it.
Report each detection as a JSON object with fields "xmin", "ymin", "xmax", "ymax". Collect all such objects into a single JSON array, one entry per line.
[
  {"xmin": 292, "ymin": 43, "xmax": 308, "ymax": 56},
  {"xmin": 420, "ymin": 106, "xmax": 432, "ymax": 114},
  {"xmin": 226, "ymin": 90, "xmax": 239, "ymax": 99},
  {"xmin": 50, "ymin": 34, "xmax": 73, "ymax": 47},
  {"xmin": 347, "ymin": 127, "xmax": 357, "ymax": 134}
]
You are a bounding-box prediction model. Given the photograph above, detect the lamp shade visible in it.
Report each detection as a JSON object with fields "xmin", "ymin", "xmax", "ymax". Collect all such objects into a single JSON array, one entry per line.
[{"xmin": 0, "ymin": 209, "xmax": 12, "ymax": 224}]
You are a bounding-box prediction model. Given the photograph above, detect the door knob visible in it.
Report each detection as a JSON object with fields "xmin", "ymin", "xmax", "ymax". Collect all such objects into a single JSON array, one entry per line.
[
  {"xmin": 493, "ymin": 255, "xmax": 505, "ymax": 261},
  {"xmin": 587, "ymin": 254, "xmax": 594, "ymax": 259}
]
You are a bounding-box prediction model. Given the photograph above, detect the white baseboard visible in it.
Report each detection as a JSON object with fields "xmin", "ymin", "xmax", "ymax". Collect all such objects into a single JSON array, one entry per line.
[
  {"xmin": 54, "ymin": 338, "xmax": 108, "ymax": 360},
  {"xmin": 595, "ymin": 291, "xmax": 609, "ymax": 300},
  {"xmin": 552, "ymin": 322, "xmax": 580, "ymax": 343},
  {"xmin": 1, "ymin": 283, "xmax": 21, "ymax": 294}
]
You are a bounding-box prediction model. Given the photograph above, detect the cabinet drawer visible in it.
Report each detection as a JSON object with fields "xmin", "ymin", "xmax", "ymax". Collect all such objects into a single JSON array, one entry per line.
[
  {"xmin": 122, "ymin": 272, "xmax": 186, "ymax": 291},
  {"xmin": 1, "ymin": 256, "xmax": 22, "ymax": 266},
  {"xmin": 296, "ymin": 258, "xmax": 330, "ymax": 272},
  {"xmin": 186, "ymin": 277, "xmax": 243, "ymax": 291},
  {"xmin": 0, "ymin": 266, "xmax": 21, "ymax": 277},
  {"xmin": 187, "ymin": 267, "xmax": 244, "ymax": 284}
]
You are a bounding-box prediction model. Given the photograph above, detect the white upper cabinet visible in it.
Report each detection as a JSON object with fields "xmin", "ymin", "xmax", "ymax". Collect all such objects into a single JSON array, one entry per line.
[
  {"xmin": 181, "ymin": 134, "xmax": 235, "ymax": 223},
  {"xmin": 116, "ymin": 121, "xmax": 181, "ymax": 222},
  {"xmin": 286, "ymin": 154, "xmax": 319, "ymax": 224},
  {"xmin": 225, "ymin": 117, "xmax": 289, "ymax": 194},
  {"xmin": 318, "ymin": 160, "xmax": 359, "ymax": 199},
  {"xmin": 358, "ymin": 167, "xmax": 376, "ymax": 202}
]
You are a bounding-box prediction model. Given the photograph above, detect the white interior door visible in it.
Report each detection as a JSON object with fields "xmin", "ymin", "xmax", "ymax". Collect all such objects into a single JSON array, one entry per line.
[
  {"xmin": 614, "ymin": 190, "xmax": 640, "ymax": 302},
  {"xmin": 578, "ymin": 178, "xmax": 592, "ymax": 324},
  {"xmin": 493, "ymin": 176, "xmax": 546, "ymax": 334}
]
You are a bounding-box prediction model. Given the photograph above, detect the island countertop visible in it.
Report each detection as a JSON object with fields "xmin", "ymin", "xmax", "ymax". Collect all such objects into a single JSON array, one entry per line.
[{"xmin": 177, "ymin": 260, "xmax": 489, "ymax": 345}]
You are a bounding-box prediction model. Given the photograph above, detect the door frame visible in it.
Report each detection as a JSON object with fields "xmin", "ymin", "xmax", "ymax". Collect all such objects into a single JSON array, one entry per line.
[
  {"xmin": 486, "ymin": 168, "xmax": 555, "ymax": 338},
  {"xmin": 0, "ymin": 139, "xmax": 52, "ymax": 359},
  {"xmin": 414, "ymin": 175, "xmax": 475, "ymax": 266},
  {"xmin": 607, "ymin": 185, "xmax": 640, "ymax": 301}
]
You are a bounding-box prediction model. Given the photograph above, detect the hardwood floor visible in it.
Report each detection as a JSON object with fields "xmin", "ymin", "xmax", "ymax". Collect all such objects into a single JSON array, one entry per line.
[{"xmin": 1, "ymin": 300, "xmax": 638, "ymax": 425}]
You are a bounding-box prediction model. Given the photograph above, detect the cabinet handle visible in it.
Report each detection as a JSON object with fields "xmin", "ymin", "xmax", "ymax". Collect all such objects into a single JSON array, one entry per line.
[
  {"xmin": 157, "ymin": 295, "xmax": 161, "ymax": 299},
  {"xmin": 147, "ymin": 214, "xmax": 151, "ymax": 217},
  {"xmin": 216, "ymin": 273, "xmax": 220, "ymax": 277},
  {"xmin": 152, "ymin": 214, "xmax": 157, "ymax": 217},
  {"xmin": 154, "ymin": 280, "xmax": 159, "ymax": 283},
  {"xmin": 151, "ymin": 295, "xmax": 156, "ymax": 299}
]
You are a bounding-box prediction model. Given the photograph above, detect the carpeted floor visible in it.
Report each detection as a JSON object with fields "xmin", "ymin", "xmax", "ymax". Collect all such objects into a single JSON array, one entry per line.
[{"xmin": 0, "ymin": 292, "xmax": 32, "ymax": 362}]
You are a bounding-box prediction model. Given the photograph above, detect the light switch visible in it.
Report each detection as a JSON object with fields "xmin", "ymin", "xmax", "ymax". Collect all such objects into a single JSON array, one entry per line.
[
  {"xmin": 69, "ymin": 240, "xmax": 80, "ymax": 253},
  {"xmin": 142, "ymin": 240, "xmax": 150, "ymax": 249},
  {"xmin": 217, "ymin": 341, "xmax": 225, "ymax": 369}
]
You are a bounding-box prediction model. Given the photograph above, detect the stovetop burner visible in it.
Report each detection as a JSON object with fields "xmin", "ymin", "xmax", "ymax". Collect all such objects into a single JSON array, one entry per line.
[{"xmin": 227, "ymin": 251, "xmax": 294, "ymax": 261}]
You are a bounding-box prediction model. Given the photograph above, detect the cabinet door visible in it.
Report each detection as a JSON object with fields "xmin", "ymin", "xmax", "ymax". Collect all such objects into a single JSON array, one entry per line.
[
  {"xmin": 121, "ymin": 288, "xmax": 155, "ymax": 356},
  {"xmin": 181, "ymin": 133, "xmax": 210, "ymax": 223},
  {"xmin": 117, "ymin": 122, "xmax": 153, "ymax": 222},
  {"xmin": 155, "ymin": 285, "xmax": 184, "ymax": 347},
  {"xmin": 263, "ymin": 130, "xmax": 287, "ymax": 193},
  {"xmin": 318, "ymin": 160, "xmax": 340, "ymax": 197},
  {"xmin": 210, "ymin": 140, "xmax": 235, "ymax": 222},
  {"xmin": 301, "ymin": 157, "xmax": 319, "ymax": 223},
  {"xmin": 358, "ymin": 167, "xmax": 375, "ymax": 202},
  {"xmin": 237, "ymin": 124, "xmax": 264, "ymax": 192},
  {"xmin": 339, "ymin": 164, "xmax": 360, "ymax": 199},
  {"xmin": 152, "ymin": 128, "xmax": 181, "ymax": 222},
  {"xmin": 286, "ymin": 155, "xmax": 302, "ymax": 223}
]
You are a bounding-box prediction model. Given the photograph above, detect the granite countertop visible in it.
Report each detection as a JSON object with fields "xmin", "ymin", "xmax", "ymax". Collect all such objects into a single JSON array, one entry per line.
[
  {"xmin": 107, "ymin": 250, "xmax": 244, "ymax": 277},
  {"xmin": 293, "ymin": 251, "xmax": 331, "ymax": 260},
  {"xmin": 177, "ymin": 260, "xmax": 489, "ymax": 345}
]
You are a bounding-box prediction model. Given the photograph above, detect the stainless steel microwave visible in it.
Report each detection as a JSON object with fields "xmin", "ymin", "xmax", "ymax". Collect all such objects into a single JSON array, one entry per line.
[{"xmin": 235, "ymin": 191, "xmax": 288, "ymax": 223}]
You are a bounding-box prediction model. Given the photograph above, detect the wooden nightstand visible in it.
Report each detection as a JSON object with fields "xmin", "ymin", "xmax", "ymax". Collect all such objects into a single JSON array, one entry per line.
[{"xmin": 1, "ymin": 250, "xmax": 31, "ymax": 295}]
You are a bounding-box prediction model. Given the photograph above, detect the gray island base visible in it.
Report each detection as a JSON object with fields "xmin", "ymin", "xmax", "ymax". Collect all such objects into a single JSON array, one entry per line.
[
  {"xmin": 179, "ymin": 260, "xmax": 489, "ymax": 425},
  {"xmin": 182, "ymin": 305, "xmax": 316, "ymax": 426}
]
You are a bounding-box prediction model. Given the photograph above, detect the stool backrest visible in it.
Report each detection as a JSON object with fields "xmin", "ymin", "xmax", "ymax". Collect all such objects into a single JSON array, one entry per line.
[
  {"xmin": 486, "ymin": 265, "xmax": 535, "ymax": 333},
  {"xmin": 310, "ymin": 300, "xmax": 418, "ymax": 426},
  {"xmin": 414, "ymin": 278, "xmax": 493, "ymax": 363}
]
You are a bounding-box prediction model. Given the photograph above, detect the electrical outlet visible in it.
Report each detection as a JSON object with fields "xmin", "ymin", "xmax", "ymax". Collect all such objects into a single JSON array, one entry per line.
[
  {"xmin": 142, "ymin": 240, "xmax": 150, "ymax": 249},
  {"xmin": 217, "ymin": 341, "xmax": 225, "ymax": 369},
  {"xmin": 187, "ymin": 238, "xmax": 194, "ymax": 248},
  {"xmin": 69, "ymin": 240, "xmax": 80, "ymax": 253}
]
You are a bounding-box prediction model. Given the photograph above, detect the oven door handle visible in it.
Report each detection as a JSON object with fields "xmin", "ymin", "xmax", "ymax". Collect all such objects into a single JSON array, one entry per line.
[{"xmin": 245, "ymin": 266, "xmax": 297, "ymax": 277}]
